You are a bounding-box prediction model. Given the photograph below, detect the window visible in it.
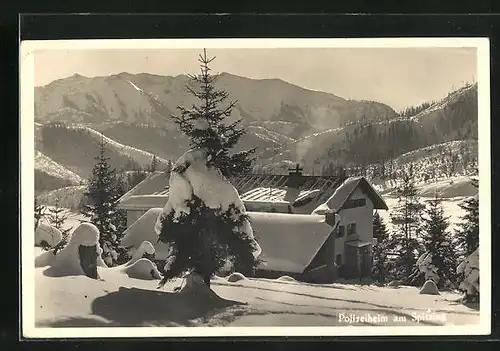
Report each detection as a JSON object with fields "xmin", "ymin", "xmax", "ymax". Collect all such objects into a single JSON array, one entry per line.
[
  {"xmin": 335, "ymin": 254, "xmax": 342, "ymax": 266},
  {"xmin": 336, "ymin": 225, "xmax": 345, "ymax": 238},
  {"xmin": 347, "ymin": 223, "xmax": 357, "ymax": 235},
  {"xmin": 343, "ymin": 198, "xmax": 367, "ymax": 209}
]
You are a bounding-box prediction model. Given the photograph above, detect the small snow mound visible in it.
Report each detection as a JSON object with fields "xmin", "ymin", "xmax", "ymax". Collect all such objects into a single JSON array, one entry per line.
[
  {"xmin": 35, "ymin": 223, "xmax": 63, "ymax": 248},
  {"xmin": 387, "ymin": 280, "xmax": 402, "ymax": 287},
  {"xmin": 70, "ymin": 222, "xmax": 100, "ymax": 247},
  {"xmin": 419, "ymin": 280, "xmax": 440, "ymax": 295},
  {"xmin": 226, "ymin": 272, "xmax": 247, "ymax": 282},
  {"xmin": 125, "ymin": 241, "xmax": 156, "ymax": 267},
  {"xmin": 277, "ymin": 275, "xmax": 296, "ymax": 282},
  {"xmin": 122, "ymin": 258, "xmax": 162, "ymax": 280}
]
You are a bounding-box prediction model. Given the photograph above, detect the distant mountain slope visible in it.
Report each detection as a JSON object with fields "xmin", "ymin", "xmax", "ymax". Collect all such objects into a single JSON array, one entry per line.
[
  {"xmin": 91, "ymin": 122, "xmax": 287, "ymax": 161},
  {"xmin": 33, "ymin": 72, "xmax": 478, "ymax": 196},
  {"xmin": 378, "ymin": 139, "xmax": 478, "ymax": 189},
  {"xmin": 34, "ymin": 72, "xmax": 398, "ymax": 136},
  {"xmin": 36, "ymin": 123, "xmax": 171, "ymax": 179},
  {"xmin": 36, "ymin": 185, "xmax": 88, "ymax": 210},
  {"xmin": 35, "ymin": 150, "xmax": 85, "ymax": 184},
  {"xmin": 35, "ymin": 151, "xmax": 86, "ymax": 193},
  {"xmin": 261, "ymin": 84, "xmax": 478, "ymax": 173},
  {"xmin": 33, "ymin": 72, "xmax": 398, "ymax": 184}
]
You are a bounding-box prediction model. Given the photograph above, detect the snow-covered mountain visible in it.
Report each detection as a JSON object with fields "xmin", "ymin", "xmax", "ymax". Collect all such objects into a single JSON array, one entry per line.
[
  {"xmin": 35, "ymin": 72, "xmax": 398, "ymax": 133},
  {"xmin": 33, "ymin": 72, "xmax": 477, "ymax": 194},
  {"xmin": 35, "ymin": 151, "xmax": 87, "ymax": 193},
  {"xmin": 36, "ymin": 122, "xmax": 170, "ymax": 181},
  {"xmin": 261, "ymin": 84, "xmax": 478, "ymax": 173},
  {"xmin": 35, "ymin": 150, "xmax": 85, "ymax": 184}
]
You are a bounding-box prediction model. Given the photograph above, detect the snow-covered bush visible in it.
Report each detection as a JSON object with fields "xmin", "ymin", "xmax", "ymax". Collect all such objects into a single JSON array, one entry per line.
[
  {"xmin": 413, "ymin": 253, "xmax": 440, "ymax": 283},
  {"xmin": 117, "ymin": 241, "xmax": 161, "ymax": 280},
  {"xmin": 409, "ymin": 197, "xmax": 457, "ymax": 288},
  {"xmin": 456, "ymin": 248, "xmax": 479, "ymax": 302},
  {"xmin": 121, "ymin": 258, "xmax": 162, "ymax": 280},
  {"xmin": 35, "ymin": 222, "xmax": 63, "ymax": 249},
  {"xmin": 419, "ymin": 279, "xmax": 440, "ymax": 295}
]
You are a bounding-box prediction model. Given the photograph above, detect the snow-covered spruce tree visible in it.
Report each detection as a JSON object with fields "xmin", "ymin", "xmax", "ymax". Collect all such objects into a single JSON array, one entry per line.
[
  {"xmin": 156, "ymin": 149, "xmax": 262, "ymax": 289},
  {"xmin": 372, "ymin": 211, "xmax": 392, "ymax": 283},
  {"xmin": 170, "ymin": 49, "xmax": 256, "ymax": 178},
  {"xmin": 47, "ymin": 200, "xmax": 68, "ymax": 231},
  {"xmin": 82, "ymin": 137, "xmax": 129, "ymax": 266},
  {"xmin": 455, "ymin": 178, "xmax": 479, "ymax": 259},
  {"xmin": 410, "ymin": 197, "xmax": 457, "ymax": 288},
  {"xmin": 155, "ymin": 50, "xmax": 262, "ymax": 289},
  {"xmin": 389, "ymin": 167, "xmax": 425, "ymax": 283},
  {"xmin": 47, "ymin": 200, "xmax": 72, "ymax": 253}
]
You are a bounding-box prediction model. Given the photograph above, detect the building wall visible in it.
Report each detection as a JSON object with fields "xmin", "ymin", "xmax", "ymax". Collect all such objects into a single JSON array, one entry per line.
[
  {"xmin": 127, "ymin": 210, "xmax": 147, "ymax": 227},
  {"xmin": 334, "ymin": 186, "xmax": 374, "ymax": 264}
]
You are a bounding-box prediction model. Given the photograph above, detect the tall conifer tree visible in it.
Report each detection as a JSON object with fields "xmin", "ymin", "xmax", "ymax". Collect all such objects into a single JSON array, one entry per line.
[
  {"xmin": 82, "ymin": 137, "xmax": 128, "ymax": 266},
  {"xmin": 171, "ymin": 49, "xmax": 256, "ymax": 177}
]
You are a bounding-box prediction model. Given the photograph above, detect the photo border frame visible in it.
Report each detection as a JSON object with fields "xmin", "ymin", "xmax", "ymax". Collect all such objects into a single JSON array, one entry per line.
[{"xmin": 17, "ymin": 13, "xmax": 499, "ymax": 342}]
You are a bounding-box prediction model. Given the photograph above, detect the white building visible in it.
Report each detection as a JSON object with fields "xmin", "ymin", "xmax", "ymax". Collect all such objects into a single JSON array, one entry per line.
[{"xmin": 117, "ymin": 167, "xmax": 388, "ymax": 282}]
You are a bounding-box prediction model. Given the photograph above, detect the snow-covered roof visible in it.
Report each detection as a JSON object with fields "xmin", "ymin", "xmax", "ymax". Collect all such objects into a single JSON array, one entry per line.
[
  {"xmin": 250, "ymin": 212, "xmax": 335, "ymax": 273},
  {"xmin": 117, "ymin": 172, "xmax": 170, "ymax": 210},
  {"xmin": 345, "ymin": 240, "xmax": 372, "ymax": 248},
  {"xmin": 120, "ymin": 208, "xmax": 336, "ymax": 274},
  {"xmin": 316, "ymin": 176, "xmax": 388, "ymax": 213},
  {"xmin": 120, "ymin": 208, "xmax": 170, "ymax": 258},
  {"xmin": 240, "ymin": 187, "xmax": 321, "ymax": 203},
  {"xmin": 117, "ymin": 171, "xmax": 346, "ymax": 211},
  {"xmin": 119, "ymin": 195, "xmax": 169, "ymax": 211},
  {"xmin": 118, "ymin": 172, "xmax": 387, "ymax": 217},
  {"xmin": 244, "ymin": 200, "xmax": 291, "ymax": 213}
]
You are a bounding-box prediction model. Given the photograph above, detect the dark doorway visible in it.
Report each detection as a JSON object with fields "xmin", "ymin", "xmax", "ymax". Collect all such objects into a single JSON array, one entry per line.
[{"xmin": 359, "ymin": 245, "xmax": 372, "ymax": 279}]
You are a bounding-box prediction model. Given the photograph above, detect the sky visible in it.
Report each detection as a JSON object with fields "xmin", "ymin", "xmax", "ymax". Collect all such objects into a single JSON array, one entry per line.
[{"xmin": 34, "ymin": 47, "xmax": 477, "ymax": 111}]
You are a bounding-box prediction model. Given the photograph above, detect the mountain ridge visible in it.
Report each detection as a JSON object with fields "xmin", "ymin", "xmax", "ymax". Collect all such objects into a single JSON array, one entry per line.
[
  {"xmin": 34, "ymin": 71, "xmax": 398, "ymax": 132},
  {"xmin": 33, "ymin": 72, "xmax": 477, "ymax": 193}
]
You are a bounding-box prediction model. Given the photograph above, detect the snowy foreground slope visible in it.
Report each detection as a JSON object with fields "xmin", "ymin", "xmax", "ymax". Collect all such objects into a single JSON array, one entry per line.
[{"xmin": 35, "ymin": 263, "xmax": 478, "ymax": 328}]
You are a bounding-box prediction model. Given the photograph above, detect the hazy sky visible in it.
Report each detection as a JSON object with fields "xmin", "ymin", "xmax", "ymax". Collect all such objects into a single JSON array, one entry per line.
[{"xmin": 34, "ymin": 47, "xmax": 477, "ymax": 111}]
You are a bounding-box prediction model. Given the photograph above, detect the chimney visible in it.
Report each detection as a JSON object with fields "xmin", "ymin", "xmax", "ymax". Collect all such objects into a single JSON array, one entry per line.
[
  {"xmin": 286, "ymin": 163, "xmax": 304, "ymax": 188},
  {"xmin": 284, "ymin": 163, "xmax": 304, "ymax": 202}
]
